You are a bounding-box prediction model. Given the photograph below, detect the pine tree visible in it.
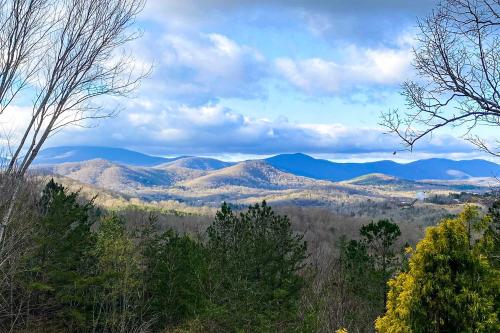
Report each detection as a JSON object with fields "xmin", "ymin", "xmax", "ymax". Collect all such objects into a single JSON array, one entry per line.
[
  {"xmin": 204, "ymin": 201, "xmax": 308, "ymax": 331},
  {"xmin": 485, "ymin": 200, "xmax": 500, "ymax": 268},
  {"xmin": 24, "ymin": 179, "xmax": 96, "ymax": 328},
  {"xmin": 142, "ymin": 227, "xmax": 207, "ymax": 328},
  {"xmin": 90, "ymin": 215, "xmax": 143, "ymax": 332}
]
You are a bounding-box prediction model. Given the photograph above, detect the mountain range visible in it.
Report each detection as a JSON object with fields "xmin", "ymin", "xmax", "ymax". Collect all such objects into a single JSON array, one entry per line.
[
  {"xmin": 34, "ymin": 146, "xmax": 500, "ymax": 182},
  {"xmin": 265, "ymin": 153, "xmax": 500, "ymax": 181},
  {"xmin": 32, "ymin": 146, "xmax": 500, "ymax": 206}
]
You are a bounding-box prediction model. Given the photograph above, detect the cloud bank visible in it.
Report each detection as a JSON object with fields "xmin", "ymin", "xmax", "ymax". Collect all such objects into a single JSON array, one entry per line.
[{"xmin": 47, "ymin": 103, "xmax": 474, "ymax": 157}]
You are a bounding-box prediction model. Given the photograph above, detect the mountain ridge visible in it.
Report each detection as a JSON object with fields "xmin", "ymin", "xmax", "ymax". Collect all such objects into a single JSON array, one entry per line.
[
  {"xmin": 264, "ymin": 153, "xmax": 500, "ymax": 181},
  {"xmin": 32, "ymin": 146, "xmax": 500, "ymax": 181},
  {"xmin": 34, "ymin": 146, "xmax": 179, "ymax": 166},
  {"xmin": 180, "ymin": 160, "xmax": 326, "ymax": 189}
]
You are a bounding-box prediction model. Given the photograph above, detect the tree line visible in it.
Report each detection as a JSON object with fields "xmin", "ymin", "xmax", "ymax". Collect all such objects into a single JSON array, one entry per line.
[{"xmin": 0, "ymin": 178, "xmax": 498, "ymax": 332}]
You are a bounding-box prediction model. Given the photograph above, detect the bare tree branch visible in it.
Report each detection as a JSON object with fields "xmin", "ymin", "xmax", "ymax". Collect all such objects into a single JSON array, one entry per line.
[
  {"xmin": 0, "ymin": 0, "xmax": 52, "ymax": 113},
  {"xmin": 0, "ymin": 0, "xmax": 148, "ymax": 253},
  {"xmin": 5, "ymin": 0, "xmax": 148, "ymax": 176},
  {"xmin": 380, "ymin": 0, "xmax": 500, "ymax": 157}
]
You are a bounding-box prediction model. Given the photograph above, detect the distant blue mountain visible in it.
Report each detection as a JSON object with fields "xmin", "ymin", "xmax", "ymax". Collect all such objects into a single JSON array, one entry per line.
[
  {"xmin": 34, "ymin": 146, "xmax": 179, "ymax": 166},
  {"xmin": 265, "ymin": 153, "xmax": 500, "ymax": 181},
  {"xmin": 33, "ymin": 147, "xmax": 500, "ymax": 181}
]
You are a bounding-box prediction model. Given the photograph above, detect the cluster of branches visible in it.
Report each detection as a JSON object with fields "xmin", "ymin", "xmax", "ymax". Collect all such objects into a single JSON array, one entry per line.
[
  {"xmin": 381, "ymin": 0, "xmax": 500, "ymax": 156},
  {"xmin": 0, "ymin": 0, "xmax": 146, "ymax": 249},
  {"xmin": 0, "ymin": 0, "xmax": 146, "ymax": 177}
]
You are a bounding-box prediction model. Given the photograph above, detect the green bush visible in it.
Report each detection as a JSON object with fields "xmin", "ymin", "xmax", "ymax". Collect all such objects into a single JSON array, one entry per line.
[{"xmin": 376, "ymin": 206, "xmax": 500, "ymax": 332}]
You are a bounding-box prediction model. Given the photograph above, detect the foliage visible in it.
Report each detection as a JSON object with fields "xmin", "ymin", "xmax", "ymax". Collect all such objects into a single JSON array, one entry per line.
[
  {"xmin": 376, "ymin": 206, "xmax": 500, "ymax": 333},
  {"xmin": 484, "ymin": 200, "xmax": 500, "ymax": 268},
  {"xmin": 14, "ymin": 180, "xmax": 498, "ymax": 332},
  {"xmin": 89, "ymin": 214, "xmax": 144, "ymax": 332},
  {"xmin": 22, "ymin": 179, "xmax": 97, "ymax": 329},
  {"xmin": 142, "ymin": 225, "xmax": 207, "ymax": 328},
  {"xmin": 327, "ymin": 219, "xmax": 402, "ymax": 332},
  {"xmin": 203, "ymin": 201, "xmax": 308, "ymax": 332},
  {"xmin": 360, "ymin": 219, "xmax": 402, "ymax": 274},
  {"xmin": 7, "ymin": 183, "xmax": 313, "ymax": 332}
]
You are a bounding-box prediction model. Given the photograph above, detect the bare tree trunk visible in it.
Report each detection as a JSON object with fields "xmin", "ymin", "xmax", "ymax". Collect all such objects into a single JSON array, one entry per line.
[
  {"xmin": 0, "ymin": 183, "xmax": 19, "ymax": 246},
  {"xmin": 0, "ymin": 0, "xmax": 147, "ymax": 256}
]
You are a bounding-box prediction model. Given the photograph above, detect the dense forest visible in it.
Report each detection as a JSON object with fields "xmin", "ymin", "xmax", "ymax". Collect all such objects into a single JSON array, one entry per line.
[{"xmin": 0, "ymin": 177, "xmax": 498, "ymax": 332}]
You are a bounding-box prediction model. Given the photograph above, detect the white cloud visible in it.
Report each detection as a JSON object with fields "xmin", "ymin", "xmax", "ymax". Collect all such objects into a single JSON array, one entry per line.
[
  {"xmin": 275, "ymin": 45, "xmax": 412, "ymax": 95},
  {"xmin": 150, "ymin": 32, "xmax": 268, "ymax": 102},
  {"xmin": 48, "ymin": 102, "xmax": 474, "ymax": 157},
  {"xmin": 0, "ymin": 105, "xmax": 35, "ymax": 146}
]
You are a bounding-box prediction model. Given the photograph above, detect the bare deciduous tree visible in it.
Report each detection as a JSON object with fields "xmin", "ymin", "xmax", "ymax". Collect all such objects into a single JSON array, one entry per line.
[
  {"xmin": 381, "ymin": 0, "xmax": 500, "ymax": 157},
  {"xmin": 0, "ymin": 0, "xmax": 147, "ymax": 246},
  {"xmin": 0, "ymin": 0, "xmax": 51, "ymax": 113},
  {"xmin": 7, "ymin": 0, "xmax": 147, "ymax": 176}
]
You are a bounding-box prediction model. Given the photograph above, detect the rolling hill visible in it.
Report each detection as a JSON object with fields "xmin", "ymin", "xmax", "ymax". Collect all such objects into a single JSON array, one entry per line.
[
  {"xmin": 33, "ymin": 147, "xmax": 500, "ymax": 182},
  {"xmin": 180, "ymin": 160, "xmax": 326, "ymax": 189},
  {"xmin": 32, "ymin": 146, "xmax": 500, "ymax": 195},
  {"xmin": 34, "ymin": 149, "xmax": 496, "ymax": 208},
  {"xmin": 156, "ymin": 157, "xmax": 233, "ymax": 171},
  {"xmin": 342, "ymin": 173, "xmax": 418, "ymax": 187},
  {"xmin": 39, "ymin": 159, "xmax": 206, "ymax": 192}
]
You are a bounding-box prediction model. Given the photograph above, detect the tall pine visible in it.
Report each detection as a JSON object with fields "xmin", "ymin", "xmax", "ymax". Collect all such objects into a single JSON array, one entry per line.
[{"xmin": 24, "ymin": 179, "xmax": 96, "ymax": 328}]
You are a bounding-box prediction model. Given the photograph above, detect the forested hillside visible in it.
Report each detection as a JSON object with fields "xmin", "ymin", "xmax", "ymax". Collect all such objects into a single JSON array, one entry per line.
[{"xmin": 1, "ymin": 178, "xmax": 498, "ymax": 332}]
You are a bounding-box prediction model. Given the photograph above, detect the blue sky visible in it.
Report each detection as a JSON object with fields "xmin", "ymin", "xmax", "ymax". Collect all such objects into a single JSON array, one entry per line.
[{"xmin": 5, "ymin": 0, "xmax": 499, "ymax": 161}]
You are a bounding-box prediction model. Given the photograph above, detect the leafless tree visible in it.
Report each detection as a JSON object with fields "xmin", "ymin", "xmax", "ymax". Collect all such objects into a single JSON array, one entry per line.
[
  {"xmin": 0, "ymin": 174, "xmax": 41, "ymax": 330},
  {"xmin": 381, "ymin": 0, "xmax": 500, "ymax": 157},
  {"xmin": 7, "ymin": 0, "xmax": 147, "ymax": 176},
  {"xmin": 0, "ymin": 0, "xmax": 147, "ymax": 247},
  {"xmin": 0, "ymin": 0, "xmax": 51, "ymax": 113}
]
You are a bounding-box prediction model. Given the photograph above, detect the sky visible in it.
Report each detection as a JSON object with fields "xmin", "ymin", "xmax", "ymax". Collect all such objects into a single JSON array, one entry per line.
[{"xmin": 3, "ymin": 0, "xmax": 499, "ymax": 162}]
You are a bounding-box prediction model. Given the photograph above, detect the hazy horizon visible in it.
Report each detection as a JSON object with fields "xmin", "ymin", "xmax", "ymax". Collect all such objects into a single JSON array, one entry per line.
[{"xmin": 37, "ymin": 145, "xmax": 500, "ymax": 164}]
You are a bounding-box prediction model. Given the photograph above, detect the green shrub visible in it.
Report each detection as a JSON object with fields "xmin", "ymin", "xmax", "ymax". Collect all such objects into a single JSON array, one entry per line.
[{"xmin": 376, "ymin": 206, "xmax": 500, "ymax": 332}]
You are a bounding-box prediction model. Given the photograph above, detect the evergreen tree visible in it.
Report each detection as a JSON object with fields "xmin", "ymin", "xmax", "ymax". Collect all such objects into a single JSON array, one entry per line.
[
  {"xmin": 24, "ymin": 179, "xmax": 96, "ymax": 328},
  {"xmin": 359, "ymin": 219, "xmax": 401, "ymax": 276},
  {"xmin": 90, "ymin": 215, "xmax": 143, "ymax": 332},
  {"xmin": 334, "ymin": 220, "xmax": 402, "ymax": 332},
  {"xmin": 204, "ymin": 201, "xmax": 307, "ymax": 332},
  {"xmin": 485, "ymin": 200, "xmax": 500, "ymax": 268},
  {"xmin": 376, "ymin": 206, "xmax": 500, "ymax": 333},
  {"xmin": 143, "ymin": 227, "xmax": 207, "ymax": 328}
]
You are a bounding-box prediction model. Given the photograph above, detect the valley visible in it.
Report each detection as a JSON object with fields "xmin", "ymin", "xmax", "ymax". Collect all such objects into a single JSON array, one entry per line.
[{"xmin": 34, "ymin": 146, "xmax": 499, "ymax": 226}]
